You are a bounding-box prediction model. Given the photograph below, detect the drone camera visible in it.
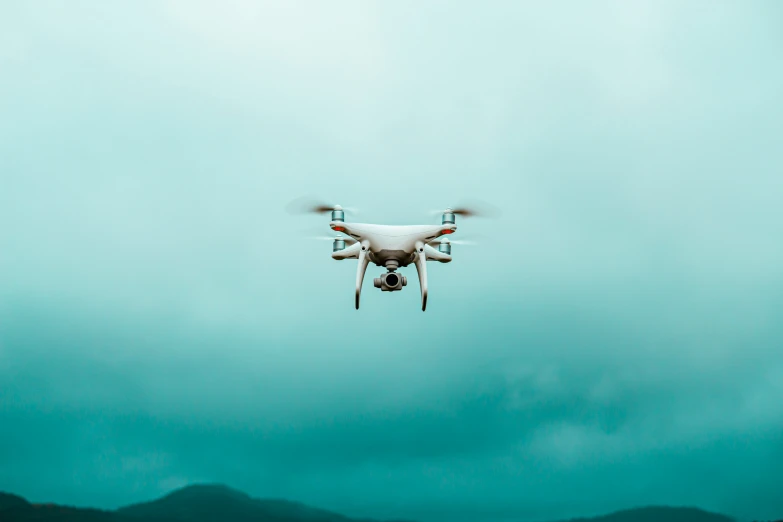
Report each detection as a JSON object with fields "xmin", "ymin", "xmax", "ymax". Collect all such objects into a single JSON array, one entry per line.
[{"xmin": 374, "ymin": 272, "xmax": 407, "ymax": 292}]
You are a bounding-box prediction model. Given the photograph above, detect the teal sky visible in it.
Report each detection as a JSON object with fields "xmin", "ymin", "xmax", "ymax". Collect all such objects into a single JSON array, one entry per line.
[{"xmin": 1, "ymin": 1, "xmax": 783, "ymax": 521}]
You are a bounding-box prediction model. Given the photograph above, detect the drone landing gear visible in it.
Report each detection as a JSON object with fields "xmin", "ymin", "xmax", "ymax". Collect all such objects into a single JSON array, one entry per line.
[
  {"xmin": 355, "ymin": 244, "xmax": 370, "ymax": 310},
  {"xmin": 414, "ymin": 248, "xmax": 428, "ymax": 312}
]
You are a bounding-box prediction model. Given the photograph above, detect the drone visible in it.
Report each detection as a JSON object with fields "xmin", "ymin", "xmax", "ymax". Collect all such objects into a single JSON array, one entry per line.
[{"xmin": 288, "ymin": 199, "xmax": 495, "ymax": 311}]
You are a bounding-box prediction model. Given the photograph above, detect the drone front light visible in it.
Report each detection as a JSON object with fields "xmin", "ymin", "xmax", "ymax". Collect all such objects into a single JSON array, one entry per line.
[{"xmin": 331, "ymin": 224, "xmax": 345, "ymax": 232}]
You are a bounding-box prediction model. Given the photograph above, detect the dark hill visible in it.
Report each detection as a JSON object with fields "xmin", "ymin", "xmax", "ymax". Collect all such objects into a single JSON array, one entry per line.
[
  {"xmin": 0, "ymin": 492, "xmax": 31, "ymax": 511},
  {"xmin": 116, "ymin": 484, "xmax": 359, "ymax": 522},
  {"xmin": 0, "ymin": 502, "xmax": 121, "ymax": 522},
  {"xmin": 554, "ymin": 506, "xmax": 735, "ymax": 522},
  {"xmin": 0, "ymin": 485, "xmax": 764, "ymax": 522}
]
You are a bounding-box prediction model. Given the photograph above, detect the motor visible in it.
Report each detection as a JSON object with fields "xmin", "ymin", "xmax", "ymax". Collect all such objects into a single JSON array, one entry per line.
[
  {"xmin": 438, "ymin": 238, "xmax": 451, "ymax": 255},
  {"xmin": 331, "ymin": 206, "xmax": 345, "ymax": 222},
  {"xmin": 374, "ymin": 272, "xmax": 407, "ymax": 292}
]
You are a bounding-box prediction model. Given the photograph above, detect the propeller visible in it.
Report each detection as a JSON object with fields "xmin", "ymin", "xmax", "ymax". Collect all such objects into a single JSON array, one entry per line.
[
  {"xmin": 286, "ymin": 197, "xmax": 359, "ymax": 215},
  {"xmin": 429, "ymin": 198, "xmax": 501, "ymax": 219},
  {"xmin": 427, "ymin": 237, "xmax": 478, "ymax": 247}
]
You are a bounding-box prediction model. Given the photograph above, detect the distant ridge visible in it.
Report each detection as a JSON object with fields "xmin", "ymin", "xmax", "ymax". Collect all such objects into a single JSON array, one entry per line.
[
  {"xmin": 1, "ymin": 484, "xmax": 775, "ymax": 522},
  {"xmin": 0, "ymin": 492, "xmax": 30, "ymax": 511},
  {"xmin": 0, "ymin": 484, "xmax": 415, "ymax": 522},
  {"xmin": 117, "ymin": 483, "xmax": 362, "ymax": 522},
  {"xmin": 0, "ymin": 491, "xmax": 118, "ymax": 522},
  {"xmin": 552, "ymin": 506, "xmax": 735, "ymax": 522}
]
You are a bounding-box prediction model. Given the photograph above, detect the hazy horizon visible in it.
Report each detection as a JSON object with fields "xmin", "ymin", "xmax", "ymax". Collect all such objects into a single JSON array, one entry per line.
[{"xmin": 2, "ymin": 2, "xmax": 782, "ymax": 522}]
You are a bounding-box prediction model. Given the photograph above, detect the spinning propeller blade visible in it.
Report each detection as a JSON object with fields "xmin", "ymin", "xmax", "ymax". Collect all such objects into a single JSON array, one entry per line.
[
  {"xmin": 286, "ymin": 196, "xmax": 359, "ymax": 215},
  {"xmin": 429, "ymin": 198, "xmax": 501, "ymax": 219},
  {"xmin": 427, "ymin": 237, "xmax": 478, "ymax": 247}
]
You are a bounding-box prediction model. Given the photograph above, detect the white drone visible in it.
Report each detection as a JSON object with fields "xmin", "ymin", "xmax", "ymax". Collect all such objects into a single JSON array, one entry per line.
[{"xmin": 288, "ymin": 199, "xmax": 495, "ymax": 311}]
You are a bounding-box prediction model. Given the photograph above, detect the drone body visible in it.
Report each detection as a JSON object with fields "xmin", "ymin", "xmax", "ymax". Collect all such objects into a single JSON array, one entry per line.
[
  {"xmin": 287, "ymin": 198, "xmax": 493, "ymax": 311},
  {"xmin": 328, "ymin": 207, "xmax": 458, "ymax": 311}
]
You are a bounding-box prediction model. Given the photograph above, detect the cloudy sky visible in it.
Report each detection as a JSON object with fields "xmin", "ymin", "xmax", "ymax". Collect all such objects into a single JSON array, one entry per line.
[{"xmin": 1, "ymin": 1, "xmax": 782, "ymax": 521}]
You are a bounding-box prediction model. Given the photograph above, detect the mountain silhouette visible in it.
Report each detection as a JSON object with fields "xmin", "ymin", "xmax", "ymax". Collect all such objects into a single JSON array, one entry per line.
[
  {"xmin": 551, "ymin": 506, "xmax": 736, "ymax": 522},
  {"xmin": 0, "ymin": 485, "xmax": 414, "ymax": 522},
  {"xmin": 0, "ymin": 495, "xmax": 121, "ymax": 522},
  {"xmin": 0, "ymin": 492, "xmax": 31, "ymax": 511},
  {"xmin": 116, "ymin": 484, "xmax": 365, "ymax": 522},
  {"xmin": 0, "ymin": 484, "xmax": 772, "ymax": 522}
]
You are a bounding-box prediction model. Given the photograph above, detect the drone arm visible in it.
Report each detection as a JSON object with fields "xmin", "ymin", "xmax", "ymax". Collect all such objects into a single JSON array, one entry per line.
[
  {"xmin": 355, "ymin": 241, "xmax": 371, "ymax": 310},
  {"xmin": 332, "ymin": 242, "xmax": 361, "ymax": 260},
  {"xmin": 414, "ymin": 242, "xmax": 428, "ymax": 311},
  {"xmin": 424, "ymin": 244, "xmax": 451, "ymax": 263}
]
